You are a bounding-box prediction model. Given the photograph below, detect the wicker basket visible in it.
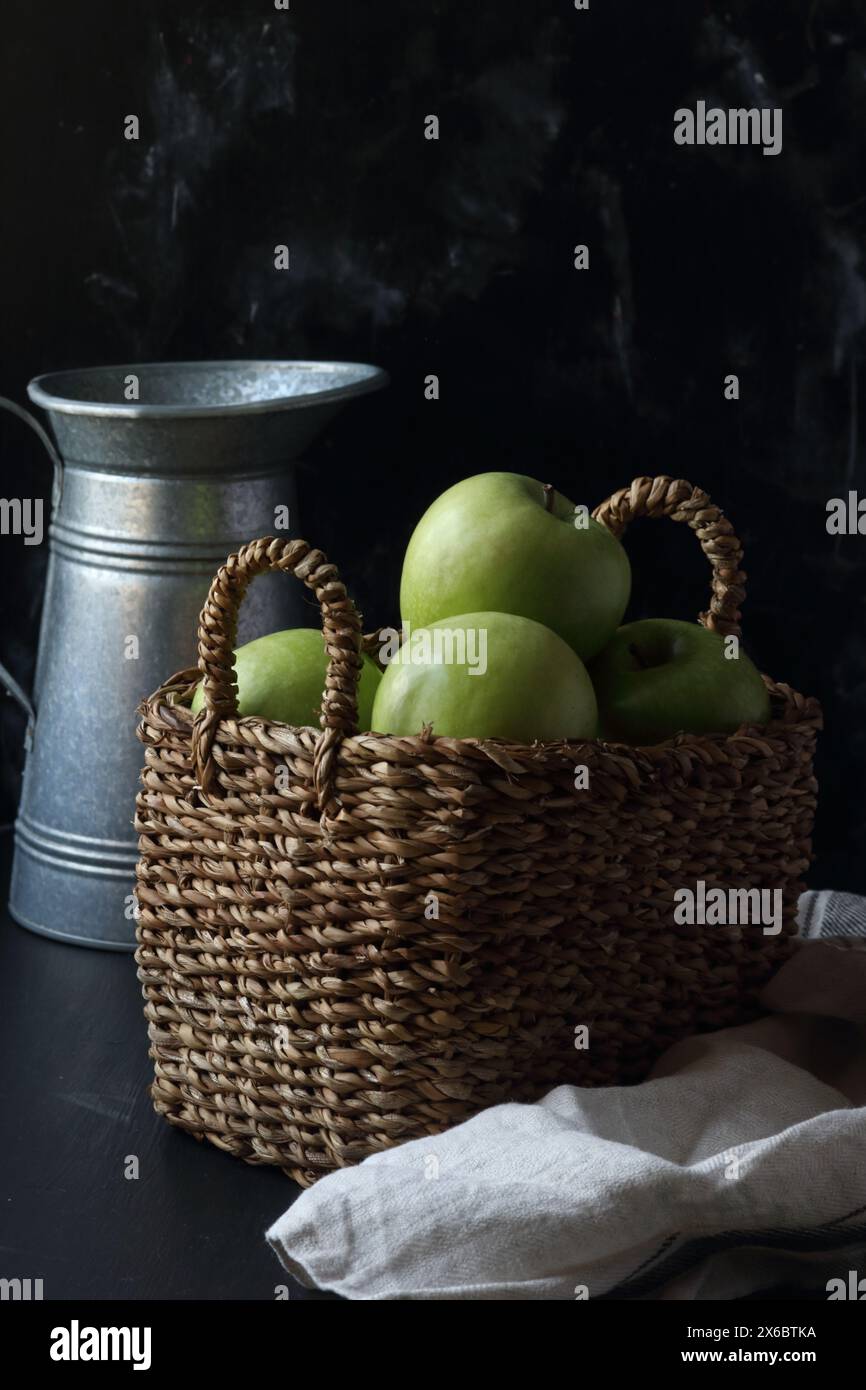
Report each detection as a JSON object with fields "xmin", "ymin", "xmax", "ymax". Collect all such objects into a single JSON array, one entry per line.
[{"xmin": 134, "ymin": 476, "xmax": 821, "ymax": 1186}]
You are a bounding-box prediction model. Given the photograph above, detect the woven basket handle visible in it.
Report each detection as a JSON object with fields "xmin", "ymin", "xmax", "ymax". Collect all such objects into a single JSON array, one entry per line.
[
  {"xmin": 192, "ymin": 536, "xmax": 363, "ymax": 814},
  {"xmin": 592, "ymin": 476, "xmax": 745, "ymax": 638}
]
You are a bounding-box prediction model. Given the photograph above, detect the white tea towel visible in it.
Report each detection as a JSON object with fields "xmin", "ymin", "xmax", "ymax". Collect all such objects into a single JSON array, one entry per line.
[
  {"xmin": 267, "ymin": 892, "xmax": 866, "ymax": 1300},
  {"xmin": 798, "ymin": 888, "xmax": 866, "ymax": 940}
]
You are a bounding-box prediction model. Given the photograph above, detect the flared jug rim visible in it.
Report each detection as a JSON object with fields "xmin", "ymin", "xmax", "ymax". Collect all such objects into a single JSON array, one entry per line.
[{"xmin": 27, "ymin": 359, "xmax": 388, "ymax": 419}]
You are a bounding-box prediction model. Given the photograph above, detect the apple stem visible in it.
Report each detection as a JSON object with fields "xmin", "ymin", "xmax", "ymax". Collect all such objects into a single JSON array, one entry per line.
[
  {"xmin": 628, "ymin": 642, "xmax": 649, "ymax": 670},
  {"xmin": 543, "ymin": 483, "xmax": 555, "ymax": 513}
]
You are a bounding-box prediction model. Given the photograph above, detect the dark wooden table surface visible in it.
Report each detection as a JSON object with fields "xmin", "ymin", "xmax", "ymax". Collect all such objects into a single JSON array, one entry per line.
[{"xmin": 0, "ymin": 835, "xmax": 336, "ymax": 1301}]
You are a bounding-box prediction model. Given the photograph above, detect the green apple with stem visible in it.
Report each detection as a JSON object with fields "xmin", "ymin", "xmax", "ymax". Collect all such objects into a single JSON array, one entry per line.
[
  {"xmin": 190, "ymin": 627, "xmax": 382, "ymax": 729},
  {"xmin": 589, "ymin": 618, "xmax": 771, "ymax": 745},
  {"xmin": 399, "ymin": 472, "xmax": 631, "ymax": 662},
  {"xmin": 371, "ymin": 610, "xmax": 598, "ymax": 741}
]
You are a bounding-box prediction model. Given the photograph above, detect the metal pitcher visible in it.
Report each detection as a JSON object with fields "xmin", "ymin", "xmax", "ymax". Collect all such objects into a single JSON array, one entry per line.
[{"xmin": 0, "ymin": 360, "xmax": 387, "ymax": 950}]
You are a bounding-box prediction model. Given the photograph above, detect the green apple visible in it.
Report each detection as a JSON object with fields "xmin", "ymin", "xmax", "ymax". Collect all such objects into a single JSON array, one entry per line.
[
  {"xmin": 371, "ymin": 611, "xmax": 598, "ymax": 741},
  {"xmin": 190, "ymin": 627, "xmax": 382, "ymax": 729},
  {"xmin": 399, "ymin": 472, "xmax": 631, "ymax": 662},
  {"xmin": 589, "ymin": 618, "xmax": 771, "ymax": 745}
]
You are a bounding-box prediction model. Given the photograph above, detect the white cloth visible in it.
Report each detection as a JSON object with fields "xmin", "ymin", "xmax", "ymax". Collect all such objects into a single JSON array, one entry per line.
[{"xmin": 267, "ymin": 892, "xmax": 866, "ymax": 1300}]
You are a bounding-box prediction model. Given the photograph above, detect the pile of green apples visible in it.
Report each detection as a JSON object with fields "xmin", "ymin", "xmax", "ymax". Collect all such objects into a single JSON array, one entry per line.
[{"xmin": 192, "ymin": 472, "xmax": 771, "ymax": 745}]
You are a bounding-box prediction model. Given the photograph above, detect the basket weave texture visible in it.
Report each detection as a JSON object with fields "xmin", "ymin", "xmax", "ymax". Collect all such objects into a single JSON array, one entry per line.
[{"xmin": 134, "ymin": 477, "xmax": 821, "ymax": 1186}]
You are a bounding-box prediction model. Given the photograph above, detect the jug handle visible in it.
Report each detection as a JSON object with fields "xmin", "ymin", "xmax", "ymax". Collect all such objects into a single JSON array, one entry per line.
[
  {"xmin": 0, "ymin": 395, "xmax": 64, "ymax": 515},
  {"xmin": 0, "ymin": 395, "xmax": 64, "ymax": 746}
]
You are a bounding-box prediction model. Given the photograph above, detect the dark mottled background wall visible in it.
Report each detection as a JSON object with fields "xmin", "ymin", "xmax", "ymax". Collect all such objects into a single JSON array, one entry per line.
[{"xmin": 1, "ymin": 0, "xmax": 864, "ymax": 888}]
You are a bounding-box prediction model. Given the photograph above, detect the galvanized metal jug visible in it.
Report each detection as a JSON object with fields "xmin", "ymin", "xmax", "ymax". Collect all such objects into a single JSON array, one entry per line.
[{"xmin": 0, "ymin": 360, "xmax": 386, "ymax": 949}]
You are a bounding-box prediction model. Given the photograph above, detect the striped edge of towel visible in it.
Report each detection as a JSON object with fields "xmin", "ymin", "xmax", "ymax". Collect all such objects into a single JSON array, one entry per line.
[
  {"xmin": 601, "ymin": 1206, "xmax": 866, "ymax": 1300},
  {"xmin": 798, "ymin": 890, "xmax": 866, "ymax": 940}
]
